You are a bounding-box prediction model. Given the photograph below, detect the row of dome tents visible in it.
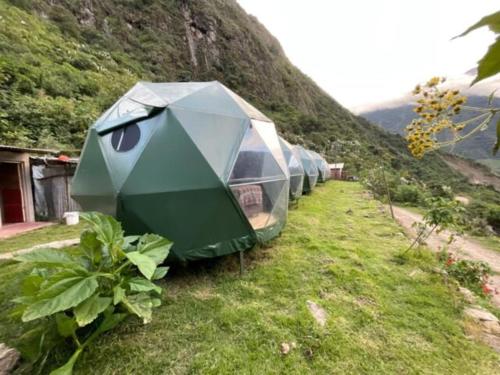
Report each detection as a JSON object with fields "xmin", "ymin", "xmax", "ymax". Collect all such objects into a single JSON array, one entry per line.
[{"xmin": 72, "ymin": 81, "xmax": 330, "ymax": 264}]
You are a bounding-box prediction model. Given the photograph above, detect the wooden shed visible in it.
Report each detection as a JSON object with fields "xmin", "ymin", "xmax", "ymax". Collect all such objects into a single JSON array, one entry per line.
[{"xmin": 0, "ymin": 145, "xmax": 79, "ymax": 229}]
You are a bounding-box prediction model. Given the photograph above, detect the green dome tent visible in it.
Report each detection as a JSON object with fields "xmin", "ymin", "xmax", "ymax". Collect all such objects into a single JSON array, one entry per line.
[
  {"xmin": 296, "ymin": 146, "xmax": 318, "ymax": 194},
  {"xmin": 278, "ymin": 137, "xmax": 304, "ymax": 200},
  {"xmin": 310, "ymin": 151, "xmax": 330, "ymax": 183},
  {"xmin": 72, "ymin": 81, "xmax": 290, "ymax": 261}
]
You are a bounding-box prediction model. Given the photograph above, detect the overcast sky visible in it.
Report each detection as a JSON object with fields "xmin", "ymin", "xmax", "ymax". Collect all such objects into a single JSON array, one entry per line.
[{"xmin": 237, "ymin": 0, "xmax": 498, "ymax": 111}]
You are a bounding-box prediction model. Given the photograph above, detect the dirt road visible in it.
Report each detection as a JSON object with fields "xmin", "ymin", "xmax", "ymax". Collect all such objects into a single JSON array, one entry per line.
[{"xmin": 392, "ymin": 206, "xmax": 500, "ymax": 308}]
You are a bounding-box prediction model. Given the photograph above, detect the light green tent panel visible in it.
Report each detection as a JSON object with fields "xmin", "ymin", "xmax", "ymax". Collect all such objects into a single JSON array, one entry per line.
[
  {"xmin": 170, "ymin": 83, "xmax": 250, "ymax": 119},
  {"xmin": 279, "ymin": 137, "xmax": 304, "ymax": 200},
  {"xmin": 170, "ymin": 106, "xmax": 248, "ymax": 180},
  {"xmin": 97, "ymin": 113, "xmax": 162, "ymax": 191}
]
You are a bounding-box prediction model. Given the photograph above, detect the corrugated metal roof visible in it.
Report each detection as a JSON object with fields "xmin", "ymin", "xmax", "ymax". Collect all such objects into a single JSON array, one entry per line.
[{"xmin": 0, "ymin": 144, "xmax": 59, "ymax": 154}]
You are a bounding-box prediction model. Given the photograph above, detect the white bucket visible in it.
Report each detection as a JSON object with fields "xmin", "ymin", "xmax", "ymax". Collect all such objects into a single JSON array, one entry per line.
[{"xmin": 63, "ymin": 211, "xmax": 80, "ymax": 226}]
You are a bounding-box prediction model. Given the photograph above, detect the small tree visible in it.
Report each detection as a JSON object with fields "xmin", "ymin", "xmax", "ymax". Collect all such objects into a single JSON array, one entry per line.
[{"xmin": 403, "ymin": 197, "xmax": 464, "ymax": 254}]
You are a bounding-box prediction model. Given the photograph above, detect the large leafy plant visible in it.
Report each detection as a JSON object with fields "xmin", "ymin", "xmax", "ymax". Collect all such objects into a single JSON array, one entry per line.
[{"xmin": 13, "ymin": 212, "xmax": 172, "ymax": 375}]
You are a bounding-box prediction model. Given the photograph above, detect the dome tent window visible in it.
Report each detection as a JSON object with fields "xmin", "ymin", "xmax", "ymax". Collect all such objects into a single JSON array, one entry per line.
[
  {"xmin": 111, "ymin": 123, "xmax": 141, "ymax": 152},
  {"xmin": 72, "ymin": 81, "xmax": 290, "ymax": 261}
]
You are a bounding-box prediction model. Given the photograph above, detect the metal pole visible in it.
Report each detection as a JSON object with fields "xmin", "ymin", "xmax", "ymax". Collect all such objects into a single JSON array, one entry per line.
[{"xmin": 381, "ymin": 166, "xmax": 395, "ymax": 220}]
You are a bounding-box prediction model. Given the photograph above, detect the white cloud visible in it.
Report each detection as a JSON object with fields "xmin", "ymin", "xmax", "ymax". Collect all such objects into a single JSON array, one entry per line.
[{"xmin": 237, "ymin": 0, "xmax": 498, "ymax": 109}]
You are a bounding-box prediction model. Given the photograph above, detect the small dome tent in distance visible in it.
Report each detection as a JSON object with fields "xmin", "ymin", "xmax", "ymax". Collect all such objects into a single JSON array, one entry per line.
[
  {"xmin": 309, "ymin": 150, "xmax": 330, "ymax": 183},
  {"xmin": 72, "ymin": 81, "xmax": 290, "ymax": 261},
  {"xmin": 278, "ymin": 137, "xmax": 304, "ymax": 201},
  {"xmin": 296, "ymin": 146, "xmax": 318, "ymax": 194}
]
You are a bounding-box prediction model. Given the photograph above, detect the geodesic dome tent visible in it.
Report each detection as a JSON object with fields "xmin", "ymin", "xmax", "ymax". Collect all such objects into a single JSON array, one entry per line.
[
  {"xmin": 278, "ymin": 137, "xmax": 304, "ymax": 200},
  {"xmin": 310, "ymin": 151, "xmax": 330, "ymax": 183},
  {"xmin": 72, "ymin": 81, "xmax": 290, "ymax": 261},
  {"xmin": 296, "ymin": 146, "xmax": 318, "ymax": 194}
]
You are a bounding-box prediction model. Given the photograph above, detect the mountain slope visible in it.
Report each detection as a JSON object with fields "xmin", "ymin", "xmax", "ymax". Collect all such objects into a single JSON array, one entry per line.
[
  {"xmin": 363, "ymin": 96, "xmax": 500, "ymax": 161},
  {"xmin": 0, "ymin": 0, "xmax": 467, "ymax": 187}
]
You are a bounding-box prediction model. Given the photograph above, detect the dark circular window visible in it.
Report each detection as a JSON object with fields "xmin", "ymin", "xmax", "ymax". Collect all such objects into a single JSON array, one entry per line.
[{"xmin": 111, "ymin": 123, "xmax": 140, "ymax": 152}]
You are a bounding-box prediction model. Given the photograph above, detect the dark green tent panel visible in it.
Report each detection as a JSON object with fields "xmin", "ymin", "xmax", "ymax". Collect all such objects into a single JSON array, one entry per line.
[
  {"xmin": 279, "ymin": 137, "xmax": 304, "ymax": 200},
  {"xmin": 72, "ymin": 81, "xmax": 290, "ymax": 261}
]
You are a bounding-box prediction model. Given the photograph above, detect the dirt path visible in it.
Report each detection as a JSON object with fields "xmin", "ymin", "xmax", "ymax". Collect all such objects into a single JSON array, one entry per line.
[{"xmin": 392, "ymin": 206, "xmax": 500, "ymax": 308}]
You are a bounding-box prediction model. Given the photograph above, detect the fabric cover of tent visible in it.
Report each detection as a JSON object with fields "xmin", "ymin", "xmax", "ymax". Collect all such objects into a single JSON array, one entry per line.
[
  {"xmin": 72, "ymin": 81, "xmax": 290, "ymax": 261},
  {"xmin": 296, "ymin": 146, "xmax": 318, "ymax": 194},
  {"xmin": 310, "ymin": 151, "xmax": 330, "ymax": 183},
  {"xmin": 278, "ymin": 137, "xmax": 304, "ymax": 200}
]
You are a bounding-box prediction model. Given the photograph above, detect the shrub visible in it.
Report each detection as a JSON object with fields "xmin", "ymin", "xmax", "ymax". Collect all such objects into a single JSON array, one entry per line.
[
  {"xmin": 442, "ymin": 252, "xmax": 492, "ymax": 296},
  {"xmin": 393, "ymin": 184, "xmax": 424, "ymax": 205},
  {"xmin": 13, "ymin": 212, "xmax": 172, "ymax": 374}
]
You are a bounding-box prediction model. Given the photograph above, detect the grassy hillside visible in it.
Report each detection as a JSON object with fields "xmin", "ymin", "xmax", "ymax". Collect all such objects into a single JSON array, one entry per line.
[
  {"xmin": 1, "ymin": 182, "xmax": 498, "ymax": 373},
  {"xmin": 0, "ymin": 0, "xmax": 468, "ymax": 188}
]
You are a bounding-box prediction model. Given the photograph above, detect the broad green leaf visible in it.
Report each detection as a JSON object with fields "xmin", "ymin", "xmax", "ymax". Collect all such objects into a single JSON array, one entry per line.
[
  {"xmin": 80, "ymin": 230, "xmax": 101, "ymax": 265},
  {"xmin": 113, "ymin": 285, "xmax": 125, "ymax": 305},
  {"xmin": 152, "ymin": 266, "xmax": 169, "ymax": 280},
  {"xmin": 49, "ymin": 347, "xmax": 82, "ymax": 375},
  {"xmin": 74, "ymin": 293, "xmax": 112, "ymax": 327},
  {"xmin": 80, "ymin": 212, "xmax": 123, "ymax": 248},
  {"xmin": 22, "ymin": 276, "xmax": 98, "ymax": 322},
  {"xmin": 15, "ymin": 249, "xmax": 84, "ymax": 269},
  {"xmin": 494, "ymin": 118, "xmax": 500, "ymax": 155},
  {"xmin": 96, "ymin": 311, "xmax": 128, "ymax": 334},
  {"xmin": 125, "ymin": 252, "xmax": 156, "ymax": 280},
  {"xmin": 123, "ymin": 235, "xmax": 140, "ymax": 251},
  {"xmin": 455, "ymin": 11, "xmax": 500, "ymax": 84},
  {"xmin": 472, "ymin": 39, "xmax": 500, "ymax": 85},
  {"xmin": 137, "ymin": 234, "xmax": 172, "ymax": 265},
  {"xmin": 128, "ymin": 277, "xmax": 162, "ymax": 294},
  {"xmin": 456, "ymin": 11, "xmax": 500, "ymax": 37},
  {"xmin": 55, "ymin": 313, "xmax": 77, "ymax": 338},
  {"xmin": 22, "ymin": 268, "xmax": 48, "ymax": 296},
  {"xmin": 121, "ymin": 293, "xmax": 155, "ymax": 323}
]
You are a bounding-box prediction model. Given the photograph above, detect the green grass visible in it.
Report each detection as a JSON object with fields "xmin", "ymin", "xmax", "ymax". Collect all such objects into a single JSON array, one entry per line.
[
  {"xmin": 473, "ymin": 235, "xmax": 500, "ymax": 255},
  {"xmin": 0, "ymin": 182, "xmax": 498, "ymax": 374},
  {"xmin": 0, "ymin": 223, "xmax": 83, "ymax": 254}
]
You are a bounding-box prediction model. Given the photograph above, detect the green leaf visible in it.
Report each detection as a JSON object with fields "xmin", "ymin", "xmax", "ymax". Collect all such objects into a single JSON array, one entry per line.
[
  {"xmin": 22, "ymin": 276, "xmax": 98, "ymax": 322},
  {"xmin": 80, "ymin": 212, "xmax": 124, "ymax": 248},
  {"xmin": 493, "ymin": 118, "xmax": 500, "ymax": 155},
  {"xmin": 137, "ymin": 234, "xmax": 172, "ymax": 265},
  {"xmin": 15, "ymin": 249, "xmax": 84, "ymax": 269},
  {"xmin": 121, "ymin": 293, "xmax": 155, "ymax": 323},
  {"xmin": 55, "ymin": 313, "xmax": 77, "ymax": 338},
  {"xmin": 471, "ymin": 39, "xmax": 500, "ymax": 85},
  {"xmin": 488, "ymin": 89, "xmax": 498, "ymax": 105},
  {"xmin": 96, "ymin": 309, "xmax": 128, "ymax": 334},
  {"xmin": 21, "ymin": 268, "xmax": 48, "ymax": 296},
  {"xmin": 74, "ymin": 293, "xmax": 112, "ymax": 327},
  {"xmin": 113, "ymin": 285, "xmax": 125, "ymax": 305},
  {"xmin": 123, "ymin": 235, "xmax": 140, "ymax": 251},
  {"xmin": 128, "ymin": 277, "xmax": 162, "ymax": 295},
  {"xmin": 152, "ymin": 266, "xmax": 169, "ymax": 280},
  {"xmin": 49, "ymin": 347, "xmax": 83, "ymax": 375},
  {"xmin": 456, "ymin": 11, "xmax": 500, "ymax": 37},
  {"xmin": 125, "ymin": 252, "xmax": 157, "ymax": 280},
  {"xmin": 80, "ymin": 230, "xmax": 101, "ymax": 265}
]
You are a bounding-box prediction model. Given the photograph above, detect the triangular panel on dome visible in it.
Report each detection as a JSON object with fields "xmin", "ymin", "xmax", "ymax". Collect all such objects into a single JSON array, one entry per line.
[
  {"xmin": 139, "ymin": 82, "xmax": 213, "ymax": 106},
  {"xmin": 252, "ymin": 120, "xmax": 288, "ymax": 179},
  {"xmin": 219, "ymin": 84, "xmax": 271, "ymax": 122},
  {"xmin": 170, "ymin": 83, "xmax": 249, "ymax": 119},
  {"xmin": 229, "ymin": 125, "xmax": 285, "ymax": 184},
  {"xmin": 97, "ymin": 112, "xmax": 163, "ymax": 191},
  {"xmin": 71, "ymin": 129, "xmax": 117, "ymax": 215},
  {"xmin": 170, "ymin": 106, "xmax": 248, "ymax": 180},
  {"xmin": 121, "ymin": 111, "xmax": 222, "ymax": 195}
]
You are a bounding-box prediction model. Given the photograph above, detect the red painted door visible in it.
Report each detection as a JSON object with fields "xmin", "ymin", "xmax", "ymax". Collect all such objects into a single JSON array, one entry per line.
[{"xmin": 2, "ymin": 188, "xmax": 23, "ymax": 223}]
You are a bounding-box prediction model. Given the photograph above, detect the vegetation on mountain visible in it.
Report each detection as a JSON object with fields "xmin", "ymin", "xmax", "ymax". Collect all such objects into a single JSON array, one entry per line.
[{"xmin": 0, "ymin": 0, "xmax": 468, "ymax": 185}]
